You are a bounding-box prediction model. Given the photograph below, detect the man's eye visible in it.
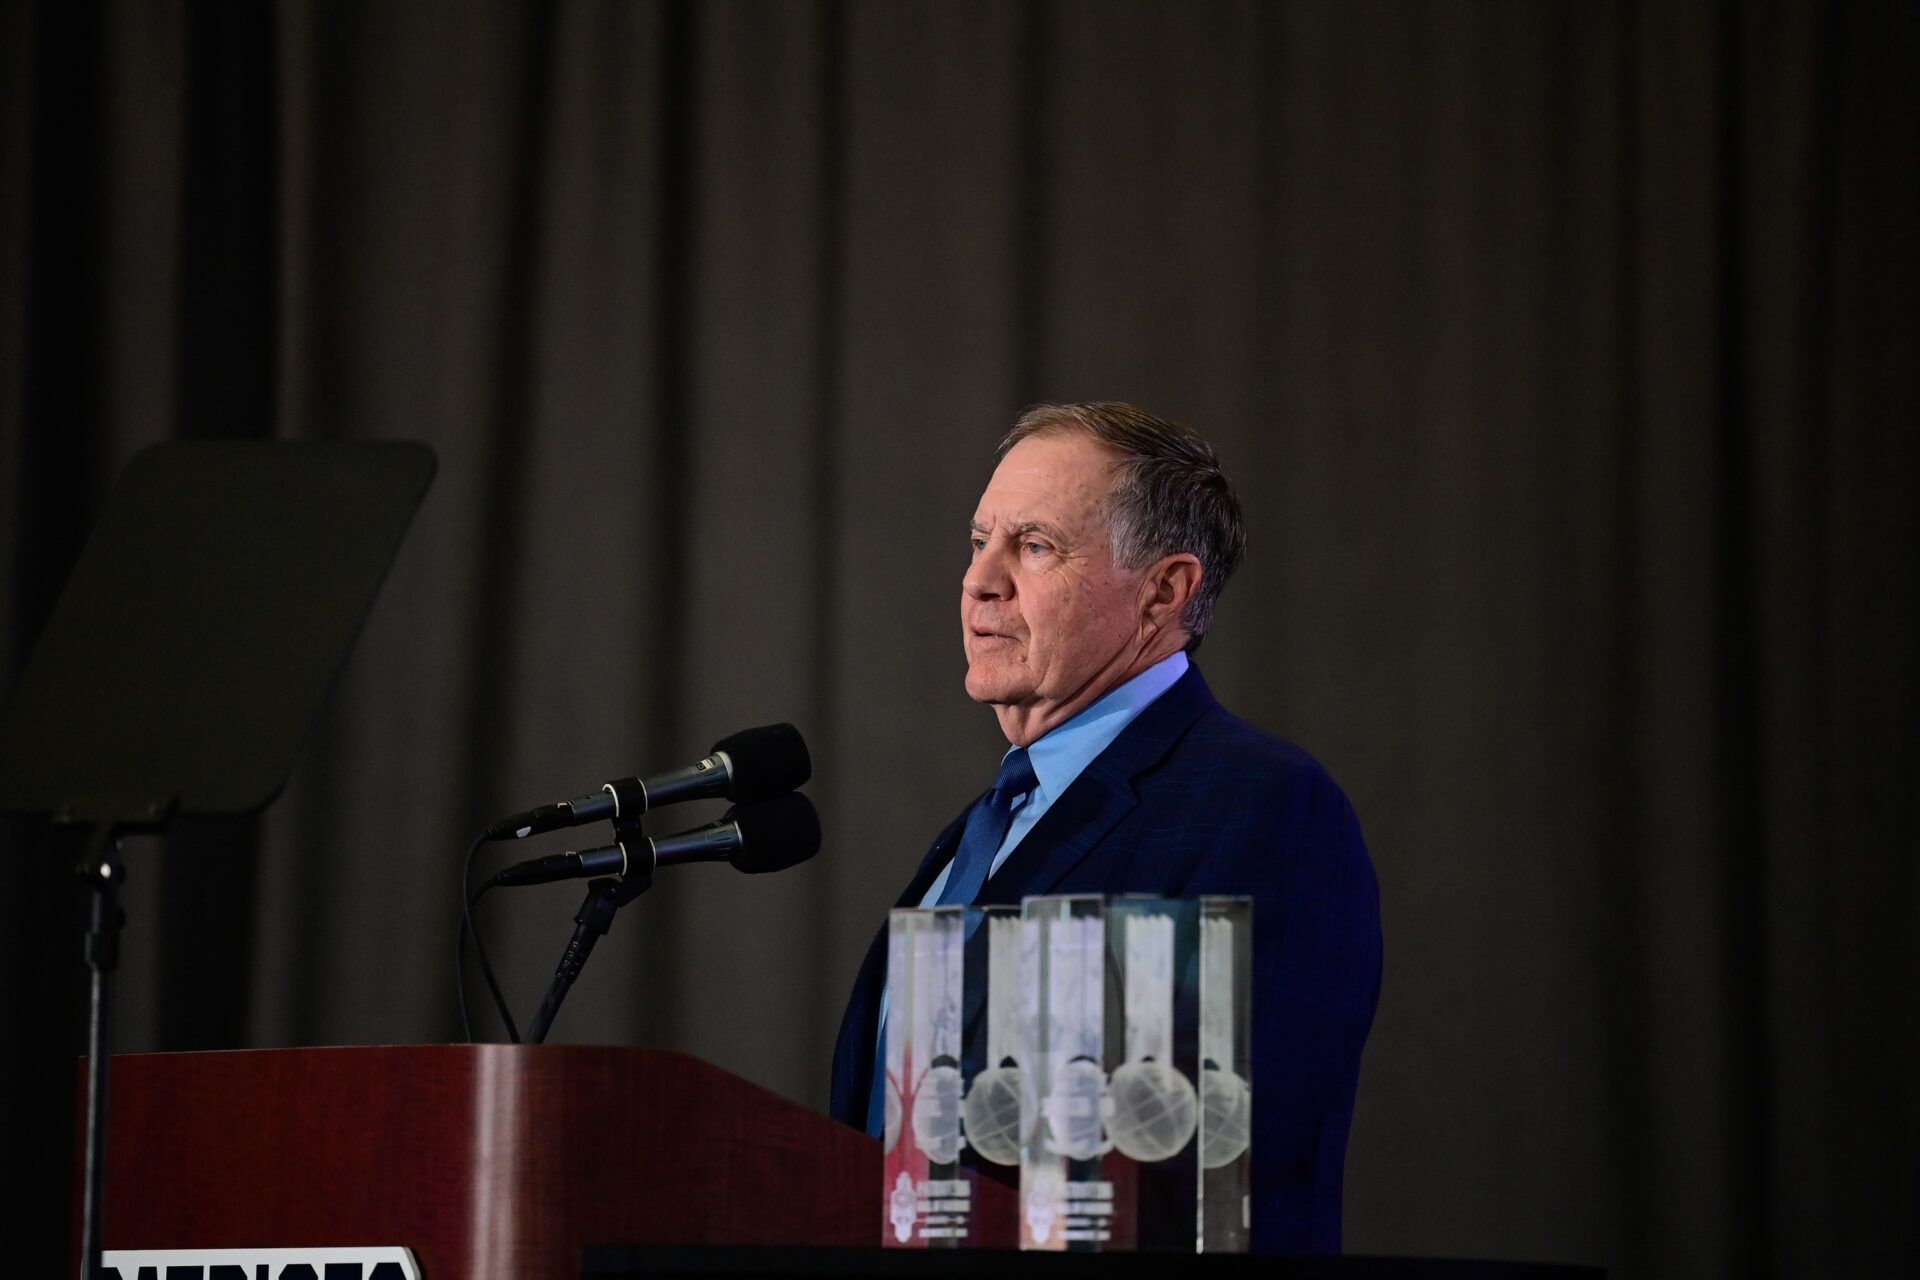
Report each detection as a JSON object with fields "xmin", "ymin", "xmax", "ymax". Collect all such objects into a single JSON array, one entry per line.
[
  {"xmin": 1024, "ymin": 542, "xmax": 1050, "ymax": 555},
  {"xmin": 969, "ymin": 537, "xmax": 986, "ymax": 552}
]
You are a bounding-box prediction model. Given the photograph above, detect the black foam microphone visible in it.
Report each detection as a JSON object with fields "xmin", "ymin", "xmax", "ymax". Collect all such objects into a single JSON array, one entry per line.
[
  {"xmin": 484, "ymin": 722, "xmax": 810, "ymax": 841},
  {"xmin": 490, "ymin": 792, "xmax": 821, "ymax": 887}
]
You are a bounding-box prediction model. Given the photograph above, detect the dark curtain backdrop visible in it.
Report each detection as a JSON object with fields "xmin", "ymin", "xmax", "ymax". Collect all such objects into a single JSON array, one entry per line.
[{"xmin": 3, "ymin": 2, "xmax": 1915, "ymax": 1276}]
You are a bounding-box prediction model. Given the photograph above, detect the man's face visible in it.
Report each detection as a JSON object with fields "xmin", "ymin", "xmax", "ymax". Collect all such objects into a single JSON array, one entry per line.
[{"xmin": 962, "ymin": 432, "xmax": 1146, "ymax": 715}]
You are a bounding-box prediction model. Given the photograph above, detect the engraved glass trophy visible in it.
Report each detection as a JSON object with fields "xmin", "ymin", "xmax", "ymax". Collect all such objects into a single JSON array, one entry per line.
[
  {"xmin": 1198, "ymin": 895, "xmax": 1253, "ymax": 1251},
  {"xmin": 1019, "ymin": 894, "xmax": 1136, "ymax": 1250},
  {"xmin": 882, "ymin": 906, "xmax": 967, "ymax": 1246},
  {"xmin": 959, "ymin": 907, "xmax": 1026, "ymax": 1166},
  {"xmin": 1018, "ymin": 893, "xmax": 1251, "ymax": 1252},
  {"xmin": 958, "ymin": 904, "xmax": 1024, "ymax": 1245}
]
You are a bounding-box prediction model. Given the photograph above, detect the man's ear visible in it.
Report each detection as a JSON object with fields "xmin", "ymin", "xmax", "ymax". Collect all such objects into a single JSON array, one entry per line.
[{"xmin": 1139, "ymin": 553, "xmax": 1203, "ymax": 633}]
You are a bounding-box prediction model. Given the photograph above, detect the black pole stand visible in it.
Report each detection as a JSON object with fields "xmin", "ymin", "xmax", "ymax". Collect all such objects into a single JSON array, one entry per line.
[
  {"xmin": 67, "ymin": 801, "xmax": 167, "ymax": 1280},
  {"xmin": 76, "ymin": 823, "xmax": 122, "ymax": 1280},
  {"xmin": 524, "ymin": 816, "xmax": 653, "ymax": 1045}
]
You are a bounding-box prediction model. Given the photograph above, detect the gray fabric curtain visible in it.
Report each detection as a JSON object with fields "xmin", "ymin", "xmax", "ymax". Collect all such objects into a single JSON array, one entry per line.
[{"xmin": 3, "ymin": 3, "xmax": 1914, "ymax": 1276}]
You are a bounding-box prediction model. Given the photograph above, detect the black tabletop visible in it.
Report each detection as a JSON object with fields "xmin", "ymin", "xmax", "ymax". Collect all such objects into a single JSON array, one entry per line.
[{"xmin": 581, "ymin": 1245, "xmax": 1605, "ymax": 1280}]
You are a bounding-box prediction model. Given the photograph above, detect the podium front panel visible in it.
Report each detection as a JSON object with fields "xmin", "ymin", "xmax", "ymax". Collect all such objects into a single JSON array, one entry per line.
[{"xmin": 76, "ymin": 1045, "xmax": 878, "ymax": 1280}]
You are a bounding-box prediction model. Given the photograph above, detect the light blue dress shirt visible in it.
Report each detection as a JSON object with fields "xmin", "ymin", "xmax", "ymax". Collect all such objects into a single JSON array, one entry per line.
[
  {"xmin": 915, "ymin": 650, "xmax": 1189, "ymax": 905},
  {"xmin": 872, "ymin": 651, "xmax": 1189, "ymax": 1070}
]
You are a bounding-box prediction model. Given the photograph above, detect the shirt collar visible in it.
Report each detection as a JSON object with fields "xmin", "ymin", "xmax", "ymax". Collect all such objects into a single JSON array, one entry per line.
[{"xmin": 1015, "ymin": 651, "xmax": 1189, "ymax": 803}]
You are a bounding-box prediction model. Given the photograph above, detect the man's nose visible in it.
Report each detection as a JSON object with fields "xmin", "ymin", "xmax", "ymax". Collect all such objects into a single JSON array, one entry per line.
[{"xmin": 964, "ymin": 542, "xmax": 1012, "ymax": 599}]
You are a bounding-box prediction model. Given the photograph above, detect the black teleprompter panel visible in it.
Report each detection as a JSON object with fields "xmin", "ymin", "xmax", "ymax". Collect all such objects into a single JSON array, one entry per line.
[{"xmin": 0, "ymin": 440, "xmax": 435, "ymax": 820}]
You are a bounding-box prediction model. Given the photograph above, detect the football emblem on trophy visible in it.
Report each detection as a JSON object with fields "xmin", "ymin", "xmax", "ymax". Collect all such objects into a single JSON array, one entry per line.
[
  {"xmin": 1200, "ymin": 1064, "xmax": 1253, "ymax": 1168},
  {"xmin": 1043, "ymin": 1055, "xmax": 1112, "ymax": 1161},
  {"xmin": 961, "ymin": 1062, "xmax": 1027, "ymax": 1166},
  {"xmin": 1107, "ymin": 1058, "xmax": 1199, "ymax": 1162},
  {"xmin": 909, "ymin": 1061, "xmax": 965, "ymax": 1165}
]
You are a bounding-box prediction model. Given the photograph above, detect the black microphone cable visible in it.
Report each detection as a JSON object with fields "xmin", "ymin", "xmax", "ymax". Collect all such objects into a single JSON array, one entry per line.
[
  {"xmin": 458, "ymin": 832, "xmax": 523, "ymax": 1044},
  {"xmin": 457, "ymin": 785, "xmax": 820, "ymax": 1041}
]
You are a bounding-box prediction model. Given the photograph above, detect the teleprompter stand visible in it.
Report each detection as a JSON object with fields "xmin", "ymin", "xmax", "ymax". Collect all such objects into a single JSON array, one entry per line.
[
  {"xmin": 68, "ymin": 805, "xmax": 167, "ymax": 1280},
  {"xmin": 0, "ymin": 440, "xmax": 435, "ymax": 1279}
]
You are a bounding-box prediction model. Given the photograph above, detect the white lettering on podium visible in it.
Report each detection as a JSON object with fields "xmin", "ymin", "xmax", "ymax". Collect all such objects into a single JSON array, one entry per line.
[{"xmin": 100, "ymin": 1247, "xmax": 420, "ymax": 1280}]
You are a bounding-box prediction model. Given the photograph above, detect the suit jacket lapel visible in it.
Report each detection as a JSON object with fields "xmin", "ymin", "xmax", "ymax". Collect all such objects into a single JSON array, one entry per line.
[
  {"xmin": 957, "ymin": 666, "xmax": 1218, "ymax": 1043},
  {"xmin": 837, "ymin": 666, "xmax": 1218, "ymax": 1122},
  {"xmin": 975, "ymin": 663, "xmax": 1217, "ymax": 905}
]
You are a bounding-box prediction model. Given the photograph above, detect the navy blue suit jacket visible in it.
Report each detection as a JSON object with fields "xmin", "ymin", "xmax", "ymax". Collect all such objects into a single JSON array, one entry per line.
[{"xmin": 828, "ymin": 664, "xmax": 1383, "ymax": 1253}]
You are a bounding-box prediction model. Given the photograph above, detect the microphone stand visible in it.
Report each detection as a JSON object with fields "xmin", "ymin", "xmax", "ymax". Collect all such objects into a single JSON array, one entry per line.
[{"xmin": 524, "ymin": 815, "xmax": 653, "ymax": 1044}]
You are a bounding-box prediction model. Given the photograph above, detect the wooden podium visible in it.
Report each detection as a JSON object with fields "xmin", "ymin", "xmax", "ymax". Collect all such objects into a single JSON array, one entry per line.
[
  {"xmin": 77, "ymin": 1045, "xmax": 882, "ymax": 1278},
  {"xmin": 76, "ymin": 1047, "xmax": 1603, "ymax": 1280}
]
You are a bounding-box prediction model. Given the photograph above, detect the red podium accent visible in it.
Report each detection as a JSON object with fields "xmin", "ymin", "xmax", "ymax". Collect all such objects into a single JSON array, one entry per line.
[{"xmin": 75, "ymin": 1045, "xmax": 882, "ymax": 1279}]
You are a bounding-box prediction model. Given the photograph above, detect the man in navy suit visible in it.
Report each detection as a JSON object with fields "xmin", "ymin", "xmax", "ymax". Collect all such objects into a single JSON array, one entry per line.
[{"xmin": 829, "ymin": 402, "xmax": 1382, "ymax": 1253}]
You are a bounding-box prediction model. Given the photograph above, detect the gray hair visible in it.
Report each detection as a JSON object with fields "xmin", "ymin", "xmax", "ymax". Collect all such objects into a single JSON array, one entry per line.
[{"xmin": 999, "ymin": 402, "xmax": 1246, "ymax": 650}]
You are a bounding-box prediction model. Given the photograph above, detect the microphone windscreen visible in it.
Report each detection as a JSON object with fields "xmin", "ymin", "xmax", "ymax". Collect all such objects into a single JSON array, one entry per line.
[
  {"xmin": 712, "ymin": 722, "xmax": 811, "ymax": 801},
  {"xmin": 728, "ymin": 792, "xmax": 821, "ymax": 874}
]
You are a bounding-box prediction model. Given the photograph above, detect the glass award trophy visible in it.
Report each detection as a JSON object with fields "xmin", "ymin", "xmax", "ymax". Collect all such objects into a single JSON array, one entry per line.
[
  {"xmin": 1199, "ymin": 895, "xmax": 1253, "ymax": 1251},
  {"xmin": 882, "ymin": 906, "xmax": 967, "ymax": 1246},
  {"xmin": 1019, "ymin": 894, "xmax": 1251, "ymax": 1252},
  {"xmin": 882, "ymin": 904, "xmax": 1027, "ymax": 1248},
  {"xmin": 958, "ymin": 904, "xmax": 1023, "ymax": 1245}
]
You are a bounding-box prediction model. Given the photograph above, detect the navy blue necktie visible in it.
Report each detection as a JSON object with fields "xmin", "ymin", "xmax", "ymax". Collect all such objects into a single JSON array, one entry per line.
[
  {"xmin": 865, "ymin": 748, "xmax": 1037, "ymax": 1137},
  {"xmin": 935, "ymin": 747, "xmax": 1038, "ymax": 907}
]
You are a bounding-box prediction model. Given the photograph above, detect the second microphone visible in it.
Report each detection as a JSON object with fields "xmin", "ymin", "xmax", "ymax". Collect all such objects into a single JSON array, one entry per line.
[{"xmin": 489, "ymin": 792, "xmax": 821, "ymax": 888}]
